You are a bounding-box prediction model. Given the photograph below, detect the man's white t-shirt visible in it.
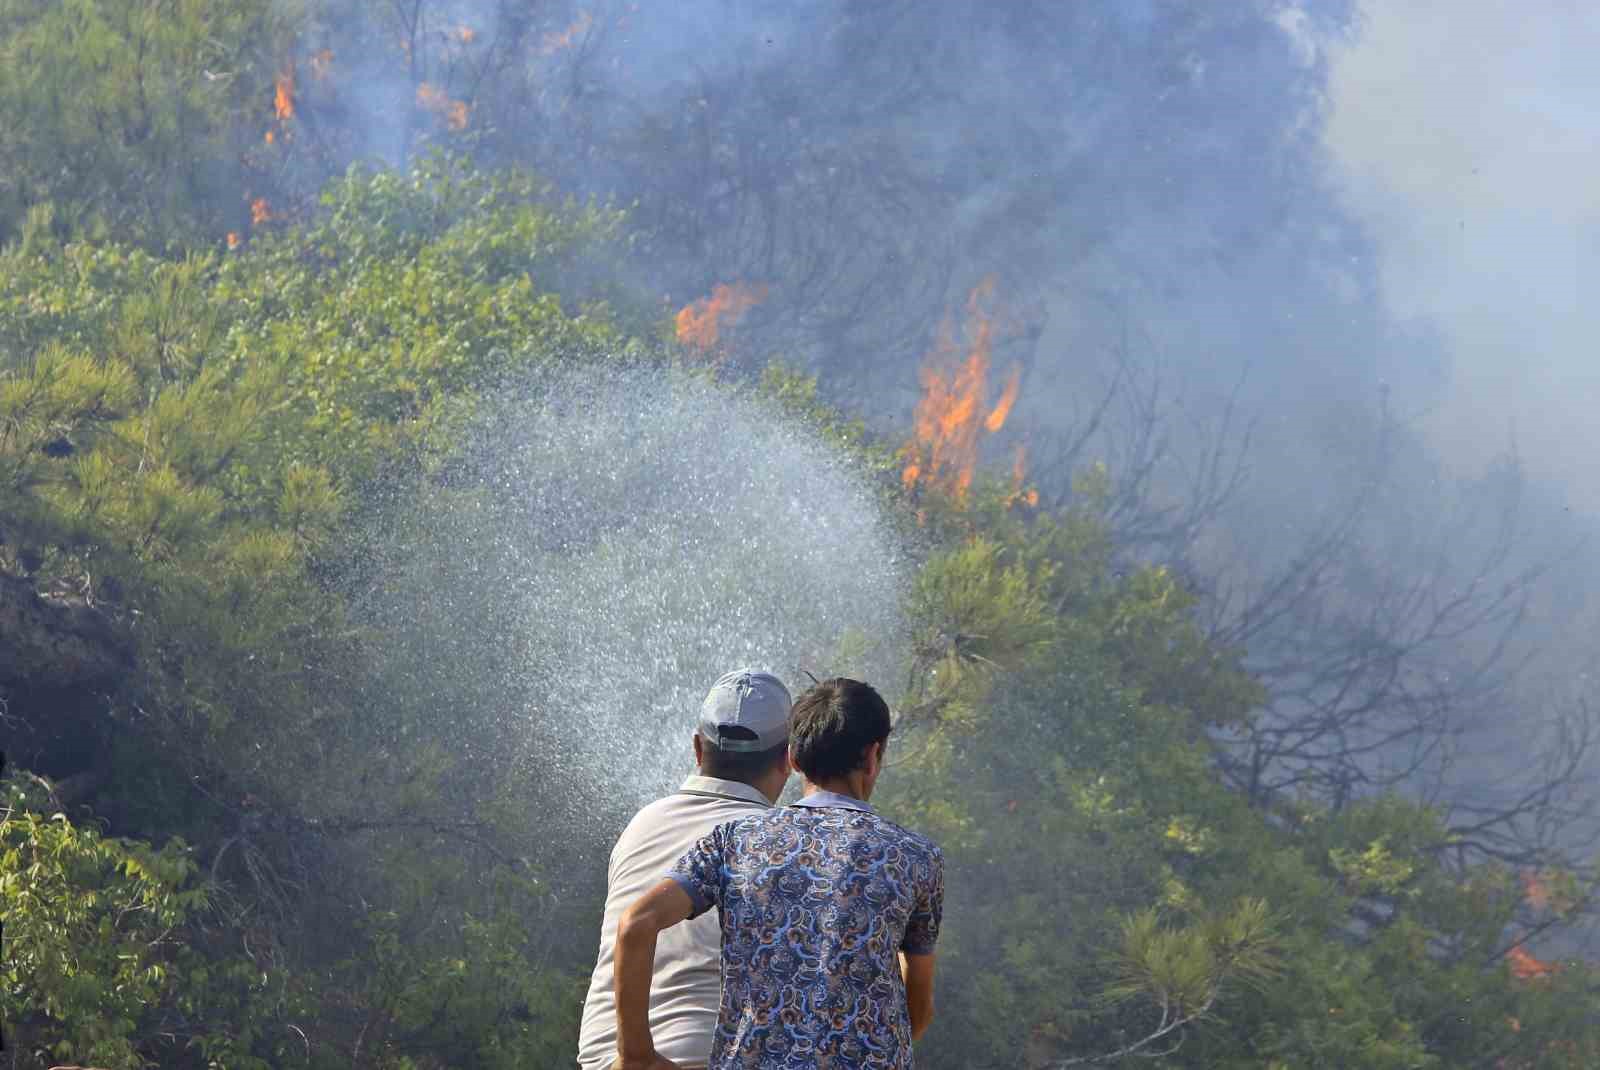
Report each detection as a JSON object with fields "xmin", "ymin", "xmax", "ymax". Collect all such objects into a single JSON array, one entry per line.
[{"xmin": 577, "ymin": 775, "xmax": 771, "ymax": 1070}]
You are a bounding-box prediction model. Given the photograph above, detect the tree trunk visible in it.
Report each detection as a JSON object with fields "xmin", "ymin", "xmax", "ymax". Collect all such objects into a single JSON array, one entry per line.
[{"xmin": 0, "ymin": 569, "xmax": 133, "ymax": 695}]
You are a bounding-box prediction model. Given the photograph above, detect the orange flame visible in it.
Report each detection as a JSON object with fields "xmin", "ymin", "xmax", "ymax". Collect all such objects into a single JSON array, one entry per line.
[
  {"xmin": 457, "ymin": 26, "xmax": 477, "ymax": 44},
  {"xmin": 226, "ymin": 232, "xmax": 241, "ymax": 250},
  {"xmin": 274, "ymin": 66, "xmax": 295, "ymax": 121},
  {"xmin": 1521, "ymin": 871, "xmax": 1551, "ymax": 911},
  {"xmin": 1506, "ymin": 945, "xmax": 1559, "ymax": 981},
  {"xmin": 264, "ymin": 129, "xmax": 276, "ymax": 145},
  {"xmin": 902, "ymin": 277, "xmax": 1028, "ymax": 502},
  {"xmin": 250, "ymin": 198, "xmax": 272, "ymax": 226},
  {"xmin": 1519, "ymin": 868, "xmax": 1576, "ymax": 914},
  {"xmin": 986, "ymin": 362, "xmax": 1022, "ymax": 433},
  {"xmin": 542, "ymin": 10, "xmax": 594, "ymax": 55},
  {"xmin": 1007, "ymin": 445, "xmax": 1039, "ymax": 508},
  {"xmin": 416, "ymin": 83, "xmax": 470, "ymax": 130},
  {"xmin": 675, "ymin": 282, "xmax": 768, "ymax": 354}
]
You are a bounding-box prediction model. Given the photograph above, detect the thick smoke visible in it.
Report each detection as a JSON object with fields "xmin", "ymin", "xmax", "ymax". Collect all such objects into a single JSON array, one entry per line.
[
  {"xmin": 1326, "ymin": 0, "xmax": 1600, "ymax": 508},
  {"xmin": 289, "ymin": 0, "xmax": 1600, "ymax": 873}
]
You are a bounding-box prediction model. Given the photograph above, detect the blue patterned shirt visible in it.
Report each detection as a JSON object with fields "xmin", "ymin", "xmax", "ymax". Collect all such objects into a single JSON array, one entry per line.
[{"xmin": 666, "ymin": 790, "xmax": 945, "ymax": 1069}]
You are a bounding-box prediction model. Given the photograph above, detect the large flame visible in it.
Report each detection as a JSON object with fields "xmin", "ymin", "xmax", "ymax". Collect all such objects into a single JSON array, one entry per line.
[
  {"xmin": 901, "ymin": 277, "xmax": 1030, "ymax": 503},
  {"xmin": 986, "ymin": 363, "xmax": 1022, "ymax": 433},
  {"xmin": 274, "ymin": 66, "xmax": 295, "ymax": 121},
  {"xmin": 675, "ymin": 282, "xmax": 768, "ymax": 355}
]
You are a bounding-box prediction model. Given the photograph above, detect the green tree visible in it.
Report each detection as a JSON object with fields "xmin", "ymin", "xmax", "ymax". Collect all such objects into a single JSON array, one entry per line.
[
  {"xmin": 0, "ymin": 0, "xmax": 289, "ymax": 246},
  {"xmin": 0, "ymin": 157, "xmax": 632, "ymax": 1067},
  {"xmin": 883, "ymin": 477, "xmax": 1600, "ymax": 1068}
]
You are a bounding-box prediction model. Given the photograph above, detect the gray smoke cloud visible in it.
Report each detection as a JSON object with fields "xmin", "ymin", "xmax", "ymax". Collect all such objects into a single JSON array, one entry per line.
[
  {"xmin": 297, "ymin": 0, "xmax": 1600, "ymax": 873},
  {"xmin": 1326, "ymin": 0, "xmax": 1600, "ymax": 513}
]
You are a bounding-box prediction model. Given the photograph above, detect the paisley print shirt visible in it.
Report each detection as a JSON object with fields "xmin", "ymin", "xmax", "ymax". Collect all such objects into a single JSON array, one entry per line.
[{"xmin": 667, "ymin": 791, "xmax": 944, "ymax": 1069}]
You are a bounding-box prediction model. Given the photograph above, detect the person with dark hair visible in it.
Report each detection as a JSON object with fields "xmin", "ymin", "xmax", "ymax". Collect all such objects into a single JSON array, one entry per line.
[
  {"xmin": 578, "ymin": 670, "xmax": 794, "ymax": 1070},
  {"xmin": 611, "ymin": 678, "xmax": 944, "ymax": 1070}
]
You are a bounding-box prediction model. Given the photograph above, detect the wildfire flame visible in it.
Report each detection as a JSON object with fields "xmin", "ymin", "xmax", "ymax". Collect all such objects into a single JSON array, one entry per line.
[
  {"xmin": 1506, "ymin": 945, "xmax": 1558, "ymax": 981},
  {"xmin": 457, "ymin": 26, "xmax": 477, "ymax": 44},
  {"xmin": 986, "ymin": 363, "xmax": 1022, "ymax": 433},
  {"xmin": 901, "ymin": 277, "xmax": 1031, "ymax": 503},
  {"xmin": 226, "ymin": 232, "xmax": 241, "ymax": 250},
  {"xmin": 417, "ymin": 82, "xmax": 470, "ymax": 131},
  {"xmin": 675, "ymin": 282, "xmax": 768, "ymax": 355},
  {"xmin": 1009, "ymin": 445, "xmax": 1039, "ymax": 508},
  {"xmin": 274, "ymin": 66, "xmax": 295, "ymax": 121},
  {"xmin": 1522, "ymin": 870, "xmax": 1551, "ymax": 911},
  {"xmin": 250, "ymin": 198, "xmax": 272, "ymax": 226},
  {"xmin": 542, "ymin": 10, "xmax": 594, "ymax": 55},
  {"xmin": 309, "ymin": 48, "xmax": 334, "ymax": 81}
]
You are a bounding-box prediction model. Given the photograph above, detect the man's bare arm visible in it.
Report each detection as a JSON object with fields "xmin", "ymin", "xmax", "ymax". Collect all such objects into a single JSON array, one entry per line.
[
  {"xmin": 613, "ymin": 878, "xmax": 696, "ymax": 1070},
  {"xmin": 900, "ymin": 951, "xmax": 937, "ymax": 1041}
]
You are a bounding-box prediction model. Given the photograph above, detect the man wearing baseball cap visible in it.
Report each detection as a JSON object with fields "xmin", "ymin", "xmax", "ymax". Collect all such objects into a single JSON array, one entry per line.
[{"xmin": 577, "ymin": 669, "xmax": 794, "ymax": 1070}]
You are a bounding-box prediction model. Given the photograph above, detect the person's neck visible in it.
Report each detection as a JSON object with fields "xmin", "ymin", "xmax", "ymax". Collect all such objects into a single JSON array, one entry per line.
[
  {"xmin": 698, "ymin": 767, "xmax": 787, "ymax": 805},
  {"xmin": 804, "ymin": 773, "xmax": 870, "ymax": 802}
]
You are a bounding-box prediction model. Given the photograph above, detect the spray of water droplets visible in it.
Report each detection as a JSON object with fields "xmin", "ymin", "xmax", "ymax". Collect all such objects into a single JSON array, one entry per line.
[{"xmin": 353, "ymin": 362, "xmax": 910, "ymax": 832}]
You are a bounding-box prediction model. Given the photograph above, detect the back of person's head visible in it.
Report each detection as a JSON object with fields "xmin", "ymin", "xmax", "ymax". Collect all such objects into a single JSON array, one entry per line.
[
  {"xmin": 700, "ymin": 732, "xmax": 789, "ymax": 782},
  {"xmin": 788, "ymin": 678, "xmax": 892, "ymax": 781},
  {"xmin": 697, "ymin": 669, "xmax": 792, "ymax": 784}
]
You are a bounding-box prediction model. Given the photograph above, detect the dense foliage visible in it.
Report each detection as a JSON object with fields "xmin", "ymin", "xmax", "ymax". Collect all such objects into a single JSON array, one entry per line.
[
  {"xmin": 1, "ymin": 3, "xmax": 1598, "ymax": 1069},
  {"xmin": 888, "ymin": 490, "xmax": 1600, "ymax": 1068},
  {"xmin": 2, "ymin": 159, "xmax": 632, "ymax": 1068}
]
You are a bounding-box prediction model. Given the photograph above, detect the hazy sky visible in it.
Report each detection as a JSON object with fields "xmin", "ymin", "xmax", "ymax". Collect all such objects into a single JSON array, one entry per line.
[{"xmin": 1324, "ymin": 0, "xmax": 1600, "ymax": 510}]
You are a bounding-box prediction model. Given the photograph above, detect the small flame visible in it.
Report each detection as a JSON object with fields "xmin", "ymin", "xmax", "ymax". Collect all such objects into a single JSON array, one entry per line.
[
  {"xmin": 541, "ymin": 10, "xmax": 593, "ymax": 55},
  {"xmin": 417, "ymin": 83, "xmax": 470, "ymax": 131},
  {"xmin": 226, "ymin": 232, "xmax": 241, "ymax": 250},
  {"xmin": 1006, "ymin": 445, "xmax": 1039, "ymax": 509},
  {"xmin": 1506, "ymin": 945, "xmax": 1558, "ymax": 981},
  {"xmin": 457, "ymin": 26, "xmax": 477, "ymax": 44},
  {"xmin": 675, "ymin": 282, "xmax": 768, "ymax": 354},
  {"xmin": 264, "ymin": 130, "xmax": 276, "ymax": 145},
  {"xmin": 309, "ymin": 49, "xmax": 334, "ymax": 81},
  {"xmin": 274, "ymin": 66, "xmax": 295, "ymax": 121},
  {"xmin": 1519, "ymin": 868, "xmax": 1575, "ymax": 914},
  {"xmin": 1522, "ymin": 871, "xmax": 1551, "ymax": 911},
  {"xmin": 250, "ymin": 198, "xmax": 272, "ymax": 226}
]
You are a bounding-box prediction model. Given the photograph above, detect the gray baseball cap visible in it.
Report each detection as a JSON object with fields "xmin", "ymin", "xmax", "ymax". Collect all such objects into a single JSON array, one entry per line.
[{"xmin": 698, "ymin": 669, "xmax": 792, "ymax": 752}]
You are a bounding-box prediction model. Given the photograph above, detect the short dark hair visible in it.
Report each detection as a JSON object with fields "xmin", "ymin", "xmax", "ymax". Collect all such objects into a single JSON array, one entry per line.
[
  {"xmin": 699, "ymin": 726, "xmax": 789, "ymax": 783},
  {"xmin": 788, "ymin": 678, "xmax": 891, "ymax": 781}
]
